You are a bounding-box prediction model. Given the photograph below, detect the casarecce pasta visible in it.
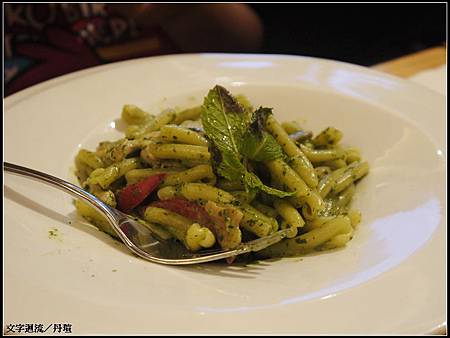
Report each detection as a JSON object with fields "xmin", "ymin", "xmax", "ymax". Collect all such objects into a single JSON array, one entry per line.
[{"xmin": 74, "ymin": 85, "xmax": 369, "ymax": 261}]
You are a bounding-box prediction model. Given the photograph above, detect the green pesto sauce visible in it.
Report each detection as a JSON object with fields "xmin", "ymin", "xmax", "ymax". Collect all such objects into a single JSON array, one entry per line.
[{"xmin": 48, "ymin": 227, "xmax": 59, "ymax": 239}]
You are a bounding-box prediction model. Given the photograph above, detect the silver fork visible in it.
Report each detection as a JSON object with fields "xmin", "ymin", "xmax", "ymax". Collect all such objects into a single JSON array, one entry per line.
[{"xmin": 4, "ymin": 162, "xmax": 289, "ymax": 265}]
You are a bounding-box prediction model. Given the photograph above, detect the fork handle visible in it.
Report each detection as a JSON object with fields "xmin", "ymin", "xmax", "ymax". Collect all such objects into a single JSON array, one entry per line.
[
  {"xmin": 3, "ymin": 162, "xmax": 118, "ymax": 225},
  {"xmin": 3, "ymin": 161, "xmax": 174, "ymax": 263}
]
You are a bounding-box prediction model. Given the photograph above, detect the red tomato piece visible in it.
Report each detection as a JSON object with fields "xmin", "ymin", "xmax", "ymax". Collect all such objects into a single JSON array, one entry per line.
[{"xmin": 117, "ymin": 173, "xmax": 166, "ymax": 213}]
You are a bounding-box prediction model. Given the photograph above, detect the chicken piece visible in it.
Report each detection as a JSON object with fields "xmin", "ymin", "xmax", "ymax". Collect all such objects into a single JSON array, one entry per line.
[
  {"xmin": 97, "ymin": 139, "xmax": 141, "ymax": 165},
  {"xmin": 204, "ymin": 201, "xmax": 243, "ymax": 250}
]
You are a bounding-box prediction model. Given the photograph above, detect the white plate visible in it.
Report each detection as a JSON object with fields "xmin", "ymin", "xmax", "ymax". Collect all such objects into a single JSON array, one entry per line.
[{"xmin": 4, "ymin": 54, "xmax": 446, "ymax": 334}]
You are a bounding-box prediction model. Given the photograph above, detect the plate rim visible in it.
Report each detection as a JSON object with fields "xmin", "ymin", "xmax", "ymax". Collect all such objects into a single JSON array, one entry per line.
[{"xmin": 5, "ymin": 52, "xmax": 446, "ymax": 109}]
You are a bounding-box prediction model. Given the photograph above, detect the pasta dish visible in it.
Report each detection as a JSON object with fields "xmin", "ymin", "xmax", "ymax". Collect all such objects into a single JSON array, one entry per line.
[{"xmin": 74, "ymin": 85, "xmax": 369, "ymax": 260}]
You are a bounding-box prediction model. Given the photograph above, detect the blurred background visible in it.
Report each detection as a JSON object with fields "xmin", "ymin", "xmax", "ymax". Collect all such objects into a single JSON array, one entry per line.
[
  {"xmin": 4, "ymin": 3, "xmax": 446, "ymax": 96},
  {"xmin": 251, "ymin": 4, "xmax": 446, "ymax": 66}
]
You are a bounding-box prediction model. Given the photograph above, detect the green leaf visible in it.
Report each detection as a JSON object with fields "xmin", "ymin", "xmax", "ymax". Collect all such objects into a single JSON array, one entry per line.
[
  {"xmin": 250, "ymin": 107, "xmax": 273, "ymax": 132},
  {"xmin": 201, "ymin": 85, "xmax": 247, "ymax": 181},
  {"xmin": 201, "ymin": 85, "xmax": 294, "ymax": 198},
  {"xmin": 243, "ymin": 171, "xmax": 294, "ymax": 198},
  {"xmin": 240, "ymin": 106, "xmax": 283, "ymax": 162},
  {"xmin": 241, "ymin": 131, "xmax": 283, "ymax": 162}
]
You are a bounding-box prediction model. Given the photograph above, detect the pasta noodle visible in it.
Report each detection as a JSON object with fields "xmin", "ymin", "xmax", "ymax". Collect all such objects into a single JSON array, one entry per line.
[
  {"xmin": 74, "ymin": 86, "xmax": 369, "ymax": 261},
  {"xmin": 159, "ymin": 125, "xmax": 209, "ymax": 146},
  {"xmin": 142, "ymin": 143, "xmax": 210, "ymax": 161},
  {"xmin": 266, "ymin": 115, "xmax": 319, "ymax": 188}
]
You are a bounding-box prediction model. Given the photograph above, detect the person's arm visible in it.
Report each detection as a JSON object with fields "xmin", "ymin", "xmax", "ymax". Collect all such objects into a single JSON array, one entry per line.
[{"xmin": 108, "ymin": 4, "xmax": 263, "ymax": 52}]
